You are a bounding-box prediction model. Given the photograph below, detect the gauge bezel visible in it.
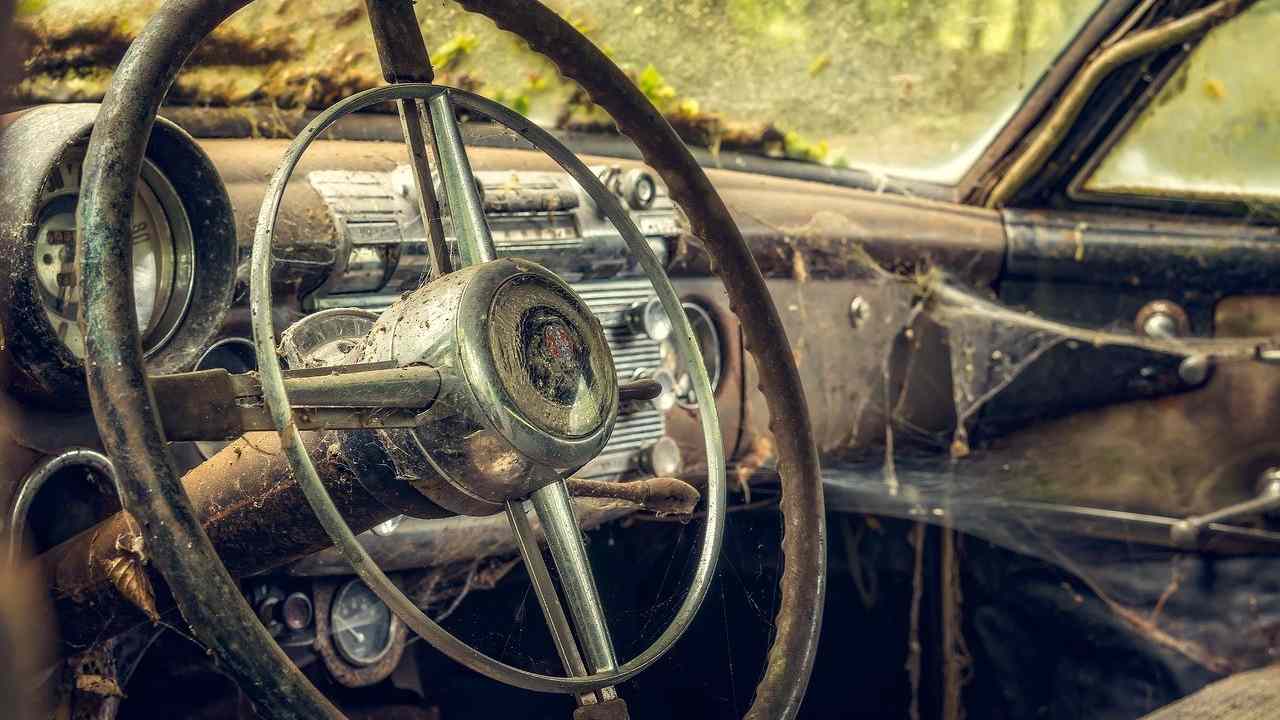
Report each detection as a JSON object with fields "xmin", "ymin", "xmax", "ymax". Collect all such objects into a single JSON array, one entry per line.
[
  {"xmin": 0, "ymin": 104, "xmax": 237, "ymax": 406},
  {"xmin": 331, "ymin": 579, "xmax": 400, "ymax": 668},
  {"xmin": 664, "ymin": 301, "xmax": 724, "ymax": 409},
  {"xmin": 32, "ymin": 148, "xmax": 196, "ymax": 361}
]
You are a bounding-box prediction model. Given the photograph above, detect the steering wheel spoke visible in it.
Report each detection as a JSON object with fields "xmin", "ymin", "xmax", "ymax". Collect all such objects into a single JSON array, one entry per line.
[{"xmin": 524, "ymin": 479, "xmax": 620, "ymax": 674}]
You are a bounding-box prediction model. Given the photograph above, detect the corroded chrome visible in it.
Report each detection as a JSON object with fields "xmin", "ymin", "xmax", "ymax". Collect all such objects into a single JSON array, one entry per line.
[
  {"xmin": 250, "ymin": 83, "xmax": 724, "ymax": 694},
  {"xmin": 428, "ymin": 91, "xmax": 496, "ymax": 266},
  {"xmin": 362, "ymin": 259, "xmax": 619, "ymax": 515},
  {"xmin": 395, "ymin": 99, "xmax": 453, "ymax": 278},
  {"xmin": 505, "ymin": 500, "xmax": 591, "ymax": 677},
  {"xmin": 1172, "ymin": 467, "xmax": 1280, "ymax": 549},
  {"xmin": 528, "ymin": 480, "xmax": 619, "ymax": 673}
]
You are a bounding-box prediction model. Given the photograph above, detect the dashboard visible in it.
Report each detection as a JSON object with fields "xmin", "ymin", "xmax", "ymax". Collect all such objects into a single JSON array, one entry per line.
[{"xmin": 4, "ymin": 101, "xmax": 957, "ymax": 689}]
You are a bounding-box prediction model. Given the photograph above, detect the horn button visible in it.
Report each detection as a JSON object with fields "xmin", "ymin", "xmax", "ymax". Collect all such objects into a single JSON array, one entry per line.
[{"xmin": 359, "ymin": 258, "xmax": 619, "ymax": 516}]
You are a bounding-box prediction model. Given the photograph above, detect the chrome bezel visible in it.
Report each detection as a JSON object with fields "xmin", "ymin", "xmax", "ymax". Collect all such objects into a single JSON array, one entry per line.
[
  {"xmin": 33, "ymin": 149, "xmax": 195, "ymax": 360},
  {"xmin": 666, "ymin": 301, "xmax": 723, "ymax": 409},
  {"xmin": 331, "ymin": 579, "xmax": 399, "ymax": 667},
  {"xmin": 455, "ymin": 259, "xmax": 619, "ymax": 468}
]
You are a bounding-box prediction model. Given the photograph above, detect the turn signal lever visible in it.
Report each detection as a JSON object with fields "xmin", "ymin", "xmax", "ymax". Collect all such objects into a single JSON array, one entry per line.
[{"xmin": 152, "ymin": 364, "xmax": 662, "ymax": 441}]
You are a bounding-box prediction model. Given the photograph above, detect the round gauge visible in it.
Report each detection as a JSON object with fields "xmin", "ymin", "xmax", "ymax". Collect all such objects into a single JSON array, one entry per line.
[
  {"xmin": 278, "ymin": 308, "xmax": 380, "ymax": 369},
  {"xmin": 627, "ymin": 297, "xmax": 674, "ymax": 342},
  {"xmin": 0, "ymin": 105, "xmax": 237, "ymax": 406},
  {"xmin": 621, "ymin": 169, "xmax": 657, "ymax": 210},
  {"xmin": 331, "ymin": 580, "xmax": 397, "ymax": 667},
  {"xmin": 31, "ymin": 149, "xmax": 194, "ymax": 360},
  {"xmin": 661, "ymin": 302, "xmax": 722, "ymax": 409}
]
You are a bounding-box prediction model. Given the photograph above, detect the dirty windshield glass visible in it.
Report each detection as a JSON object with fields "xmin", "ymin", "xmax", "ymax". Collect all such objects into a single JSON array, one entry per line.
[
  {"xmin": 14, "ymin": 0, "xmax": 1102, "ymax": 184},
  {"xmin": 1085, "ymin": 0, "xmax": 1280, "ymax": 202}
]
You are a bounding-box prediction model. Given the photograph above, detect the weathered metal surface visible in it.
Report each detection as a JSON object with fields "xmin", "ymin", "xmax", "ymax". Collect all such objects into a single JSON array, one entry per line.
[
  {"xmin": 939, "ymin": 296, "xmax": 1280, "ymax": 522},
  {"xmin": 739, "ymin": 277, "xmax": 956, "ymax": 459},
  {"xmin": 7, "ymin": 448, "xmax": 115, "ymax": 563},
  {"xmin": 0, "ymin": 104, "xmax": 237, "ymax": 406},
  {"xmin": 41, "ymin": 430, "xmax": 413, "ymax": 648},
  {"xmin": 152, "ymin": 365, "xmax": 443, "ymax": 441},
  {"xmin": 980, "ymin": 209, "xmax": 1280, "ymax": 436},
  {"xmin": 450, "ymin": 2, "xmax": 826, "ymax": 716},
  {"xmin": 286, "ymin": 500, "xmax": 634, "ymax": 576},
  {"xmin": 1004, "ymin": 209, "xmax": 1280, "ymax": 291},
  {"xmin": 311, "ymin": 578, "xmax": 408, "ymax": 688},
  {"xmin": 670, "ymin": 167, "xmax": 1005, "ymax": 283}
]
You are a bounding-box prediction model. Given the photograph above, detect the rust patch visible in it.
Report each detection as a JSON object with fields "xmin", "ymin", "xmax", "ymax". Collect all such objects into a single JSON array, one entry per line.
[{"xmin": 566, "ymin": 476, "xmax": 700, "ymax": 517}]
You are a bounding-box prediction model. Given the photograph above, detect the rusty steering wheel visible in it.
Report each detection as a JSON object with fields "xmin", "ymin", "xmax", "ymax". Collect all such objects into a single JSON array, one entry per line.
[{"xmin": 76, "ymin": 1, "xmax": 825, "ymax": 718}]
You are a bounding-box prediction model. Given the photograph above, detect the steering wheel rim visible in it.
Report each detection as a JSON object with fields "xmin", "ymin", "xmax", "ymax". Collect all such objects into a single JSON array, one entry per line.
[
  {"xmin": 250, "ymin": 81, "xmax": 726, "ymax": 694},
  {"xmin": 76, "ymin": 1, "xmax": 825, "ymax": 718}
]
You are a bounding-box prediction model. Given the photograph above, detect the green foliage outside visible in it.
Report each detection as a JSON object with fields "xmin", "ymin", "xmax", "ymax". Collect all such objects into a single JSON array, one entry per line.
[{"xmin": 13, "ymin": 0, "xmax": 1101, "ymax": 182}]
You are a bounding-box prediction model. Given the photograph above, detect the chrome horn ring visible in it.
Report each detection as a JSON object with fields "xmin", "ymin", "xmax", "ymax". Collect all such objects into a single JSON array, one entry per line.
[{"xmin": 250, "ymin": 83, "xmax": 725, "ymax": 694}]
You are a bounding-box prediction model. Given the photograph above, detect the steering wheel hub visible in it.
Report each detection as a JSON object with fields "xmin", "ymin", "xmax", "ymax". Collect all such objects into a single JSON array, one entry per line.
[
  {"xmin": 487, "ymin": 273, "xmax": 615, "ymax": 439},
  {"xmin": 362, "ymin": 258, "xmax": 618, "ymax": 514}
]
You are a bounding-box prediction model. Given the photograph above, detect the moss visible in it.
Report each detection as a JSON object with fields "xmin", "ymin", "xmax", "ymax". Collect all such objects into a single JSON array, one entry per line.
[
  {"xmin": 434, "ymin": 32, "xmax": 478, "ymax": 72},
  {"xmin": 16, "ymin": 0, "xmax": 49, "ymax": 16},
  {"xmin": 635, "ymin": 63, "xmax": 677, "ymax": 111}
]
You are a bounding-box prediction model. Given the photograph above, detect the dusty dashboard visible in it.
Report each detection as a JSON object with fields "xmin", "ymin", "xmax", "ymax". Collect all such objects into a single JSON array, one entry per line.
[
  {"xmin": 0, "ymin": 101, "xmax": 738, "ymax": 551},
  {"xmin": 194, "ymin": 136, "xmax": 714, "ymax": 482},
  {"xmin": 0, "ymin": 102, "xmax": 750, "ymax": 687}
]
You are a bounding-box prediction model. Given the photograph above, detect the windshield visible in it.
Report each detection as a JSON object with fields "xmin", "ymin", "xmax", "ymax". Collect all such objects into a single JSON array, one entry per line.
[{"xmin": 14, "ymin": 0, "xmax": 1102, "ymax": 184}]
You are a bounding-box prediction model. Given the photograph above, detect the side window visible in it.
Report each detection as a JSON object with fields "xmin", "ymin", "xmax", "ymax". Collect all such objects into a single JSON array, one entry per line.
[{"xmin": 1081, "ymin": 0, "xmax": 1280, "ymax": 203}]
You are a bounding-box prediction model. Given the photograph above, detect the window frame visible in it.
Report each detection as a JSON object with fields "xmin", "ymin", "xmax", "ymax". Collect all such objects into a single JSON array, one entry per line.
[{"xmin": 1065, "ymin": 3, "xmax": 1272, "ymax": 218}]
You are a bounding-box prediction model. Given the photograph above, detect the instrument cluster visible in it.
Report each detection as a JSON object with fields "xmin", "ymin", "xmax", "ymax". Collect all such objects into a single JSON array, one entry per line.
[{"xmin": 0, "ymin": 104, "xmax": 238, "ymax": 406}]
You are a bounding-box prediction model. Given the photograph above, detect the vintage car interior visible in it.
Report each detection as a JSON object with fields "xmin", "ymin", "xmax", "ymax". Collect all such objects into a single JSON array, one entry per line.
[{"xmin": 3, "ymin": 0, "xmax": 1280, "ymax": 718}]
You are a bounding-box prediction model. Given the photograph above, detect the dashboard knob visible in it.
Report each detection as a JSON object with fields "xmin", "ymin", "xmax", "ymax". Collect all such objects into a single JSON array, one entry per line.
[{"xmin": 620, "ymin": 168, "xmax": 658, "ymax": 210}]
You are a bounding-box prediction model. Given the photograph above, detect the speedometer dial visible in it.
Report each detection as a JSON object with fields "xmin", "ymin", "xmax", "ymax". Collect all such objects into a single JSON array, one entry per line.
[
  {"xmin": 31, "ymin": 150, "xmax": 194, "ymax": 359},
  {"xmin": 331, "ymin": 580, "xmax": 397, "ymax": 667}
]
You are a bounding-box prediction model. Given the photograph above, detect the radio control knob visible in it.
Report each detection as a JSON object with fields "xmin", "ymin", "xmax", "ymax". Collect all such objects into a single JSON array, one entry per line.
[{"xmin": 620, "ymin": 169, "xmax": 657, "ymax": 210}]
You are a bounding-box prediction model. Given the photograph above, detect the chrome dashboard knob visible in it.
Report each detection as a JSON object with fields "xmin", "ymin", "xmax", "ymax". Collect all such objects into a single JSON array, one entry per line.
[{"xmin": 620, "ymin": 168, "xmax": 657, "ymax": 210}]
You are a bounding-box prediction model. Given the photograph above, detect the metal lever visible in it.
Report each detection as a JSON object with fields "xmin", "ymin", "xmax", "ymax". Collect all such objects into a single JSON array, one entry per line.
[
  {"xmin": 1171, "ymin": 467, "xmax": 1280, "ymax": 548},
  {"xmin": 153, "ymin": 363, "xmax": 444, "ymax": 441},
  {"xmin": 618, "ymin": 378, "xmax": 662, "ymax": 404}
]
